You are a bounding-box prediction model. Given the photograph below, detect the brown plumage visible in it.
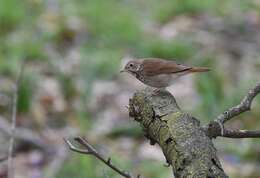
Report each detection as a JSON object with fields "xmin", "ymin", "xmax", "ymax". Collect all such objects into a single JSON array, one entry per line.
[{"xmin": 121, "ymin": 58, "xmax": 210, "ymax": 88}]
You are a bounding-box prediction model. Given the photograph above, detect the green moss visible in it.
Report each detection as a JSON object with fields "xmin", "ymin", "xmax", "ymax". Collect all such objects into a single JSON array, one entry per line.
[
  {"xmin": 162, "ymin": 112, "xmax": 182, "ymax": 122},
  {"xmin": 158, "ymin": 125, "xmax": 171, "ymax": 145}
]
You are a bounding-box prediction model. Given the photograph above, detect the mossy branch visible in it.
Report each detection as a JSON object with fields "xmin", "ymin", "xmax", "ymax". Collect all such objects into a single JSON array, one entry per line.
[
  {"xmin": 64, "ymin": 82, "xmax": 260, "ymax": 178},
  {"xmin": 129, "ymin": 88, "xmax": 228, "ymax": 178}
]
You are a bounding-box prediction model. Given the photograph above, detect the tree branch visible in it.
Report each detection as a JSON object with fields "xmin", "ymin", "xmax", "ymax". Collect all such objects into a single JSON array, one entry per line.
[
  {"xmin": 206, "ymin": 82, "xmax": 260, "ymax": 138},
  {"xmin": 215, "ymin": 82, "xmax": 260, "ymax": 124},
  {"xmin": 8, "ymin": 62, "xmax": 24, "ymax": 178},
  {"xmin": 64, "ymin": 137, "xmax": 138, "ymax": 178},
  {"xmin": 64, "ymin": 82, "xmax": 260, "ymax": 177},
  {"xmin": 0, "ymin": 117, "xmax": 49, "ymax": 151},
  {"xmin": 129, "ymin": 88, "xmax": 228, "ymax": 178},
  {"xmin": 222, "ymin": 129, "xmax": 260, "ymax": 138},
  {"xmin": 207, "ymin": 125, "xmax": 260, "ymax": 138},
  {"xmin": 0, "ymin": 156, "xmax": 8, "ymax": 162},
  {"xmin": 64, "ymin": 138, "xmax": 91, "ymax": 154}
]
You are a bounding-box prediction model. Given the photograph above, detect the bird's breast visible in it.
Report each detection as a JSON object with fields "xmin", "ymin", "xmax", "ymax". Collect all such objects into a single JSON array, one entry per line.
[{"xmin": 137, "ymin": 74, "xmax": 177, "ymax": 88}]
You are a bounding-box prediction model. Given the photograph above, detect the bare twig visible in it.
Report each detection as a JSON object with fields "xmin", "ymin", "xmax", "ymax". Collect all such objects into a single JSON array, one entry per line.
[
  {"xmin": 7, "ymin": 63, "xmax": 24, "ymax": 178},
  {"xmin": 206, "ymin": 82, "xmax": 260, "ymax": 138},
  {"xmin": 0, "ymin": 117, "xmax": 48, "ymax": 150},
  {"xmin": 64, "ymin": 138, "xmax": 90, "ymax": 154},
  {"xmin": 0, "ymin": 156, "xmax": 8, "ymax": 162},
  {"xmin": 221, "ymin": 129, "xmax": 260, "ymax": 138},
  {"xmin": 215, "ymin": 82, "xmax": 260, "ymax": 124},
  {"xmin": 207, "ymin": 126, "xmax": 260, "ymax": 138},
  {"xmin": 64, "ymin": 137, "xmax": 137, "ymax": 178}
]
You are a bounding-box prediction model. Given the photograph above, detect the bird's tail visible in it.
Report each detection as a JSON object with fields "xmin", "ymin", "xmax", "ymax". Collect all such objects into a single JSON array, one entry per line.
[{"xmin": 190, "ymin": 67, "xmax": 210, "ymax": 73}]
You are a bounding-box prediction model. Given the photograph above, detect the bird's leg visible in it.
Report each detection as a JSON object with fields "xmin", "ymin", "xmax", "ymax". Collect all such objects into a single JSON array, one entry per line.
[
  {"xmin": 152, "ymin": 88, "xmax": 165, "ymax": 96},
  {"xmin": 215, "ymin": 120, "xmax": 224, "ymax": 136}
]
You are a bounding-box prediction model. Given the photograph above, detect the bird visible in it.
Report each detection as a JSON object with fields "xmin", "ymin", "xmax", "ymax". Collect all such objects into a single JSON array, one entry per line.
[{"xmin": 120, "ymin": 58, "xmax": 210, "ymax": 89}]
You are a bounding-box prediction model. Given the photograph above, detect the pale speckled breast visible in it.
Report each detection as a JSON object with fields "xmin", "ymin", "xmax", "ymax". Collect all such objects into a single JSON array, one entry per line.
[{"xmin": 136, "ymin": 73, "xmax": 180, "ymax": 88}]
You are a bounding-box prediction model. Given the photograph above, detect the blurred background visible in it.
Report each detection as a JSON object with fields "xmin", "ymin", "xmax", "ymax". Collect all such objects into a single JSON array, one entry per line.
[{"xmin": 0, "ymin": 0, "xmax": 260, "ymax": 177}]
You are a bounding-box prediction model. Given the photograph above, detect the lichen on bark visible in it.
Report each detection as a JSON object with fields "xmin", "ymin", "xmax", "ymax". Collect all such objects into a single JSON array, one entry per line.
[{"xmin": 129, "ymin": 88, "xmax": 228, "ymax": 178}]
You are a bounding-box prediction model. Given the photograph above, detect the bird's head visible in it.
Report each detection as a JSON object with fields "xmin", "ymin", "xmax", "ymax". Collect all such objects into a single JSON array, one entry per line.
[{"xmin": 120, "ymin": 60, "xmax": 142, "ymax": 74}]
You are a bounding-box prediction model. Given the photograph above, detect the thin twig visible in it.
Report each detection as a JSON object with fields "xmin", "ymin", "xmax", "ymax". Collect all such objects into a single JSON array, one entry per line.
[
  {"xmin": 0, "ymin": 156, "xmax": 8, "ymax": 162},
  {"xmin": 64, "ymin": 137, "xmax": 137, "ymax": 178},
  {"xmin": 63, "ymin": 138, "xmax": 90, "ymax": 154},
  {"xmin": 207, "ymin": 123, "xmax": 260, "ymax": 139},
  {"xmin": 7, "ymin": 63, "xmax": 24, "ymax": 178},
  {"xmin": 215, "ymin": 82, "xmax": 260, "ymax": 124},
  {"xmin": 221, "ymin": 129, "xmax": 260, "ymax": 138},
  {"xmin": 0, "ymin": 117, "xmax": 48, "ymax": 150},
  {"xmin": 206, "ymin": 82, "xmax": 260, "ymax": 138}
]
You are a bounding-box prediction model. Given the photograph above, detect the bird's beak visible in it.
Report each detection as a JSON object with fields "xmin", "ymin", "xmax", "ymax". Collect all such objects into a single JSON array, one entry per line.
[{"xmin": 120, "ymin": 69, "xmax": 126, "ymax": 73}]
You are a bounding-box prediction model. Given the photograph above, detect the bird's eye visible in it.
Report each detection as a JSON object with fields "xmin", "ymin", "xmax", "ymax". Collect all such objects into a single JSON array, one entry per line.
[{"xmin": 129, "ymin": 63, "xmax": 134, "ymax": 67}]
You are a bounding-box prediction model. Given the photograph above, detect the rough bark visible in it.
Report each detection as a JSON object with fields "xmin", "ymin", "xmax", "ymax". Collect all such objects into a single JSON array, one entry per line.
[{"xmin": 129, "ymin": 88, "xmax": 228, "ymax": 178}]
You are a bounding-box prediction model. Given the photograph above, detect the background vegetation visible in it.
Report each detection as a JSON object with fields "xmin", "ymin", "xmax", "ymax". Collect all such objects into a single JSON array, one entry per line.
[{"xmin": 0, "ymin": 0, "xmax": 260, "ymax": 177}]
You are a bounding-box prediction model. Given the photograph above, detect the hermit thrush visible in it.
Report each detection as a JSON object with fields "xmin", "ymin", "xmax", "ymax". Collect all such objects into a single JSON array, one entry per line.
[{"xmin": 120, "ymin": 58, "xmax": 210, "ymax": 88}]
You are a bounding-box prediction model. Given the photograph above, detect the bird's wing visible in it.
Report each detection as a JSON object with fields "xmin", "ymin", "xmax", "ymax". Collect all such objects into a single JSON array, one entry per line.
[{"xmin": 141, "ymin": 58, "xmax": 191, "ymax": 76}]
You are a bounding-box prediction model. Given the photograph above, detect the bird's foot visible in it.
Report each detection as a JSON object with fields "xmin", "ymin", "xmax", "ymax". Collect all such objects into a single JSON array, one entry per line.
[
  {"xmin": 151, "ymin": 88, "xmax": 164, "ymax": 96},
  {"xmin": 216, "ymin": 120, "xmax": 224, "ymax": 136}
]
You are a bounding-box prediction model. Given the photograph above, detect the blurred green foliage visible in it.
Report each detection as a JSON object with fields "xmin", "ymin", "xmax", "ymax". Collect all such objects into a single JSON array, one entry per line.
[
  {"xmin": 139, "ymin": 160, "xmax": 171, "ymax": 178},
  {"xmin": 57, "ymin": 155, "xmax": 98, "ymax": 178},
  {"xmin": 17, "ymin": 72, "xmax": 36, "ymax": 113},
  {"xmin": 79, "ymin": 0, "xmax": 141, "ymax": 47},
  {"xmin": 57, "ymin": 152, "xmax": 133, "ymax": 178},
  {"xmin": 1, "ymin": 0, "xmax": 260, "ymax": 177},
  {"xmin": 0, "ymin": 0, "xmax": 26, "ymax": 35}
]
